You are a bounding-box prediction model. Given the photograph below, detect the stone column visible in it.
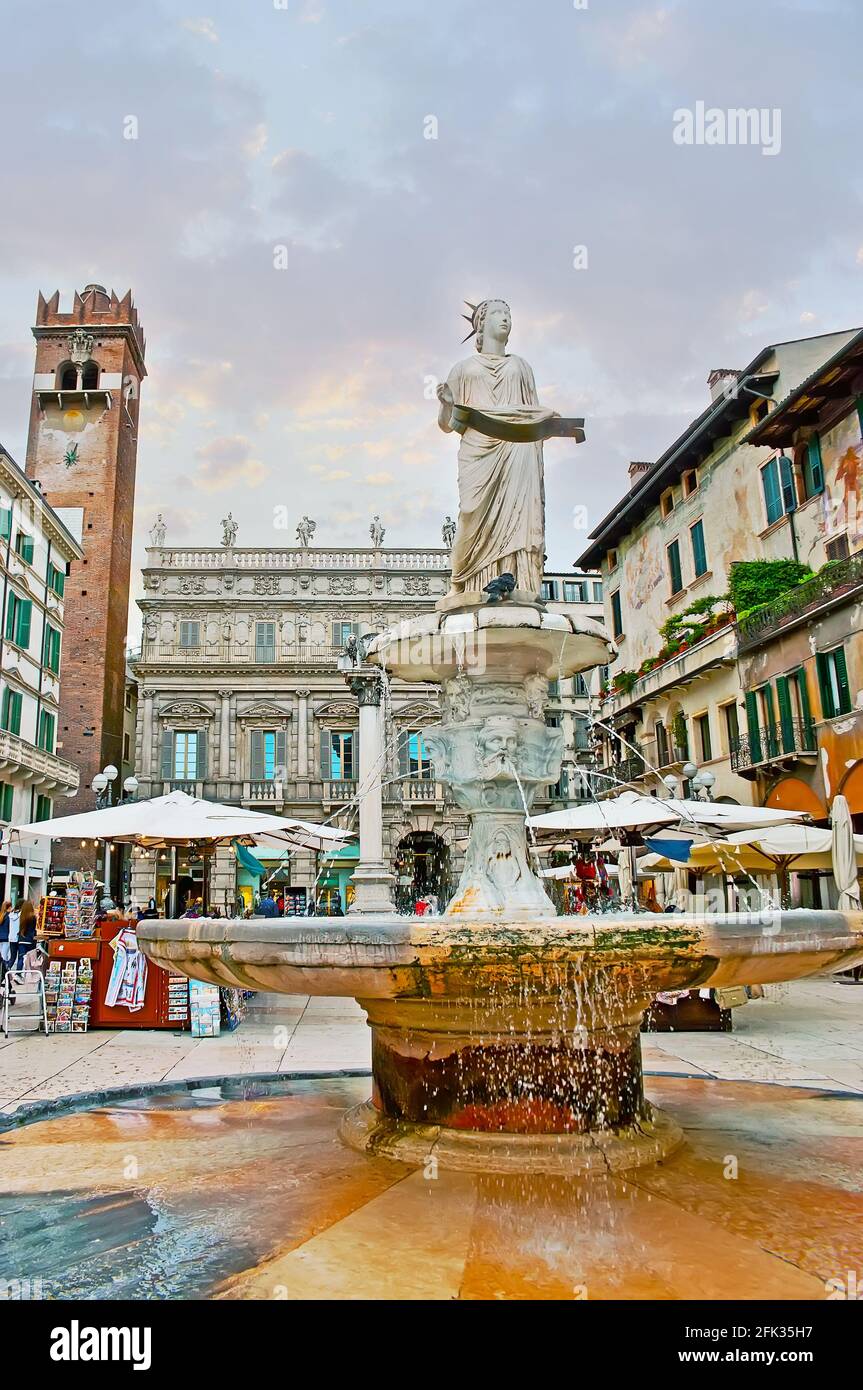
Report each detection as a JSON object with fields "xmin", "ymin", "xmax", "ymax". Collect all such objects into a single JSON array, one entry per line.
[
  {"xmin": 295, "ymin": 688, "xmax": 310, "ymax": 779},
  {"xmin": 218, "ymin": 689, "xmax": 232, "ymax": 779},
  {"xmin": 346, "ymin": 668, "xmax": 396, "ymax": 914},
  {"xmin": 141, "ymin": 691, "xmax": 154, "ymax": 778}
]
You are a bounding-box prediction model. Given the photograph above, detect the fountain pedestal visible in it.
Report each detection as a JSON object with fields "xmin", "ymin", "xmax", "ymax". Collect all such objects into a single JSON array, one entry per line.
[
  {"xmin": 366, "ymin": 603, "xmax": 613, "ymax": 919},
  {"xmin": 341, "ymin": 986, "xmax": 682, "ymax": 1173}
]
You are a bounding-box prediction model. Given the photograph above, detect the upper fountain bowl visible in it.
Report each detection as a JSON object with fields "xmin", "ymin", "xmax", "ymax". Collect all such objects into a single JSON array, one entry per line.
[{"xmin": 363, "ymin": 603, "xmax": 615, "ymax": 684}]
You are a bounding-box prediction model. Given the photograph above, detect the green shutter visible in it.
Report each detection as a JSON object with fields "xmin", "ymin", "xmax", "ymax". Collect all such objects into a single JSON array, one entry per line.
[
  {"xmin": 0, "ymin": 509, "xmax": 11, "ymax": 541},
  {"xmin": 762, "ymin": 460, "xmax": 782, "ymax": 525},
  {"xmin": 15, "ymin": 600, "xmax": 31, "ymax": 650},
  {"xmin": 348, "ymin": 729, "xmax": 358, "ymax": 780},
  {"xmin": 5, "ymin": 594, "xmax": 15, "ymax": 641},
  {"xmin": 816, "ymin": 651, "xmax": 835, "ymax": 719},
  {"xmin": 161, "ymin": 730, "xmax": 174, "ymax": 780},
  {"xmin": 805, "ymin": 436, "xmax": 824, "ymax": 496},
  {"xmin": 795, "ymin": 668, "xmax": 814, "ymax": 747},
  {"xmin": 667, "ymin": 540, "xmax": 682, "ymax": 594},
  {"xmin": 778, "ymin": 455, "xmax": 796, "ymax": 512},
  {"xmin": 275, "ymin": 728, "xmax": 287, "ymax": 776},
  {"xmin": 776, "ymin": 676, "xmax": 794, "ymax": 753},
  {"xmin": 320, "ymin": 729, "xmax": 332, "ymax": 780},
  {"xmin": 250, "ymin": 729, "xmax": 265, "ymax": 780},
  {"xmin": 691, "ymin": 521, "xmax": 707, "ymax": 577},
  {"xmin": 196, "ymin": 729, "xmax": 207, "ymax": 779},
  {"xmin": 745, "ymin": 691, "xmax": 761, "ymax": 763},
  {"xmin": 833, "ymin": 647, "xmax": 851, "ymax": 715}
]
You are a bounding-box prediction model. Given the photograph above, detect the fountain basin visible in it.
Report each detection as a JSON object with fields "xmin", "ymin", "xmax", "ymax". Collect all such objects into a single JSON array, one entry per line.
[{"xmin": 139, "ymin": 909, "xmax": 863, "ymax": 1173}]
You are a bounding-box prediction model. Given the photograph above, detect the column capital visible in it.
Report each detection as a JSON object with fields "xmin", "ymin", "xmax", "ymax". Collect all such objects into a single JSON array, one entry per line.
[
  {"xmin": 347, "ymin": 670, "xmax": 384, "ymax": 706},
  {"xmin": 295, "ymin": 687, "xmax": 310, "ymax": 699},
  {"xmin": 217, "ymin": 688, "xmax": 234, "ymax": 699}
]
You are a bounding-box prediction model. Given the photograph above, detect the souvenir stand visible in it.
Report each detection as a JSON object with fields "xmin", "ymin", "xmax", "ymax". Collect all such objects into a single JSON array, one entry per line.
[{"xmin": 12, "ymin": 790, "xmax": 355, "ymax": 1036}]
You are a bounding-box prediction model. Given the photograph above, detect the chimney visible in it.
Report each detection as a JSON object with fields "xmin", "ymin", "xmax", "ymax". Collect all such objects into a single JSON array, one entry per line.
[
  {"xmin": 707, "ymin": 368, "xmax": 741, "ymax": 402},
  {"xmin": 628, "ymin": 461, "xmax": 651, "ymax": 488}
]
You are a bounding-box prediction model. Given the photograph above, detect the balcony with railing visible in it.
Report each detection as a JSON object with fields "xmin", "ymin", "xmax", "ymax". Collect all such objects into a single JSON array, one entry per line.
[
  {"xmin": 736, "ymin": 551, "xmax": 863, "ymax": 653},
  {"xmin": 0, "ymin": 728, "xmax": 79, "ymax": 793},
  {"xmin": 730, "ymin": 718, "xmax": 817, "ymax": 775}
]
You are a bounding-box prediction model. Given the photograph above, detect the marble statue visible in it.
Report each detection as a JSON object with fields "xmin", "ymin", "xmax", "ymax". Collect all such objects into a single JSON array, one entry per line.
[
  {"xmin": 296, "ymin": 516, "xmax": 316, "ymax": 547},
  {"xmin": 436, "ymin": 299, "xmax": 583, "ymax": 604},
  {"xmin": 442, "ymin": 514, "xmax": 457, "ymax": 548},
  {"xmin": 370, "ymin": 515, "xmax": 386, "ymax": 547},
  {"xmin": 221, "ymin": 511, "xmax": 238, "ymax": 547},
  {"xmin": 150, "ymin": 514, "xmax": 166, "ymax": 547}
]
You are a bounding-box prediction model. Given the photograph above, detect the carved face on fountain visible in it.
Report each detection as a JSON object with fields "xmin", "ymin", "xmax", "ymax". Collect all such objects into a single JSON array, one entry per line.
[{"xmin": 477, "ymin": 720, "xmax": 519, "ymax": 774}]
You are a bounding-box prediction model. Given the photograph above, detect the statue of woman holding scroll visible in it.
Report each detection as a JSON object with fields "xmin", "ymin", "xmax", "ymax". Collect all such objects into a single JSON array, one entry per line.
[{"xmin": 436, "ymin": 300, "xmax": 584, "ymax": 606}]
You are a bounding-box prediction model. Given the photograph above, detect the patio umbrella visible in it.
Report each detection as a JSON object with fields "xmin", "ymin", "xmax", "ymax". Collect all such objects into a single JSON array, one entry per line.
[
  {"xmin": 6, "ymin": 790, "xmax": 354, "ymax": 853},
  {"xmin": 831, "ymin": 794, "xmax": 862, "ymax": 911},
  {"xmin": 643, "ymin": 823, "xmax": 863, "ymax": 904},
  {"xmin": 528, "ymin": 789, "xmax": 807, "ymax": 840}
]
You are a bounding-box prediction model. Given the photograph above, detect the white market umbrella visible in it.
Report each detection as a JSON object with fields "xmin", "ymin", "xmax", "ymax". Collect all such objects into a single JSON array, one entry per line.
[
  {"xmin": 831, "ymin": 794, "xmax": 862, "ymax": 911},
  {"xmin": 6, "ymin": 790, "xmax": 354, "ymax": 853},
  {"xmin": 528, "ymin": 789, "xmax": 807, "ymax": 840}
]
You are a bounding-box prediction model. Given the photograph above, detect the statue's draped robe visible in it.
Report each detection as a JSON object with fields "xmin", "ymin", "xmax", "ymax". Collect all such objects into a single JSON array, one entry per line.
[{"xmin": 445, "ymin": 352, "xmax": 551, "ymax": 596}]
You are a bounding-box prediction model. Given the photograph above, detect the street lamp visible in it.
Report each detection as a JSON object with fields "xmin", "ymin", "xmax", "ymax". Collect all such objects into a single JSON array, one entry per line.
[
  {"xmin": 93, "ymin": 764, "xmax": 118, "ymax": 809},
  {"xmin": 662, "ymin": 774, "xmax": 679, "ymax": 798},
  {"xmin": 691, "ymin": 769, "xmax": 715, "ymax": 800},
  {"xmin": 123, "ymin": 775, "xmax": 139, "ymax": 800}
]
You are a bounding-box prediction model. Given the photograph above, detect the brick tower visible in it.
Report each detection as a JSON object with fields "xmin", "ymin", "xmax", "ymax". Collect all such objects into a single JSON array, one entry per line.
[{"xmin": 25, "ymin": 285, "xmax": 146, "ymax": 863}]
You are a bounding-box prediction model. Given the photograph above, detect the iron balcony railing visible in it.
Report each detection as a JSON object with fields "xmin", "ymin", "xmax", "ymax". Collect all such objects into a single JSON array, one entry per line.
[
  {"xmin": 730, "ymin": 717, "xmax": 817, "ymax": 773},
  {"xmin": 736, "ymin": 551, "xmax": 863, "ymax": 652}
]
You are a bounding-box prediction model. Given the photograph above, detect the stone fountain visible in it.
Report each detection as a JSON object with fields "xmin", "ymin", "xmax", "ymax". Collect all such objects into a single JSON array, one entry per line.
[{"xmin": 139, "ymin": 299, "xmax": 863, "ymax": 1177}]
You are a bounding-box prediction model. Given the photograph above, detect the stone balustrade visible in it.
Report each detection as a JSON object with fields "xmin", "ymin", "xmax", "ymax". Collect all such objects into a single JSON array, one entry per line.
[{"xmin": 147, "ymin": 546, "xmax": 451, "ymax": 571}]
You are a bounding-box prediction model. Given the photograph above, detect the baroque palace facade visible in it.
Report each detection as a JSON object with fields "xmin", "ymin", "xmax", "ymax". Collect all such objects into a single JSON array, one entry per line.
[{"xmin": 130, "ymin": 539, "xmax": 602, "ymax": 912}]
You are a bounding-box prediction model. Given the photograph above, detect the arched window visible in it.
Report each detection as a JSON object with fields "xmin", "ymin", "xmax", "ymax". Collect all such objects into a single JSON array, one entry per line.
[
  {"xmin": 81, "ymin": 361, "xmax": 99, "ymax": 389},
  {"xmin": 57, "ymin": 363, "xmax": 78, "ymax": 390}
]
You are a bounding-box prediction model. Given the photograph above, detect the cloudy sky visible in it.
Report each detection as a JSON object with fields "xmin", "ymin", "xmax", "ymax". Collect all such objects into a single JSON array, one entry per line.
[{"xmin": 1, "ymin": 0, "xmax": 861, "ymax": 641}]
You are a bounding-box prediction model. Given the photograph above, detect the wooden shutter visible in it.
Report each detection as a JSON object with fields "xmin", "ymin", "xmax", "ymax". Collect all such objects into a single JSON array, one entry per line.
[
  {"xmin": 17, "ymin": 600, "xmax": 31, "ymax": 649},
  {"xmin": 744, "ymin": 691, "xmax": 761, "ymax": 763},
  {"xmin": 816, "ymin": 651, "xmax": 834, "ymax": 719},
  {"xmin": 320, "ymin": 729, "xmax": 332, "ymax": 780},
  {"xmin": 807, "ymin": 437, "xmax": 824, "ymax": 495},
  {"xmin": 196, "ymin": 729, "xmax": 207, "ymax": 780},
  {"xmin": 275, "ymin": 728, "xmax": 287, "ymax": 777},
  {"xmin": 796, "ymin": 668, "xmax": 814, "ymax": 745},
  {"xmin": 250, "ymin": 729, "xmax": 265, "ymax": 780},
  {"xmin": 778, "ymin": 455, "xmax": 796, "ymax": 513},
  {"xmin": 349, "ymin": 728, "xmax": 358, "ymax": 780},
  {"xmin": 834, "ymin": 647, "xmax": 851, "ymax": 714},
  {"xmin": 761, "ymin": 460, "xmax": 782, "ymax": 525},
  {"xmin": 776, "ymin": 676, "xmax": 794, "ymax": 753},
  {"xmin": 161, "ymin": 729, "xmax": 174, "ymax": 780}
]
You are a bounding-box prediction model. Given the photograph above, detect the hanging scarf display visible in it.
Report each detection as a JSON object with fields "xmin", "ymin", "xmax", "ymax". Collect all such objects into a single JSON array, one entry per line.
[{"xmin": 104, "ymin": 927, "xmax": 148, "ymax": 1012}]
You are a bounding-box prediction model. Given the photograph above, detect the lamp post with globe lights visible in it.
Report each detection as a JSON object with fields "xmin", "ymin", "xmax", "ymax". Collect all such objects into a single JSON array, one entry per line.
[{"xmin": 91, "ymin": 765, "xmax": 140, "ymax": 905}]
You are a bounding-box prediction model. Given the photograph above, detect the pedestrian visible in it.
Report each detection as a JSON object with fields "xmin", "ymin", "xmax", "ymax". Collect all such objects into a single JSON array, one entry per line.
[
  {"xmin": 276, "ymin": 892, "xmax": 285, "ymax": 917},
  {"xmin": 13, "ymin": 900, "xmax": 37, "ymax": 970},
  {"xmin": 257, "ymin": 889, "xmax": 278, "ymax": 918},
  {"xmin": 0, "ymin": 899, "xmax": 11, "ymax": 971}
]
